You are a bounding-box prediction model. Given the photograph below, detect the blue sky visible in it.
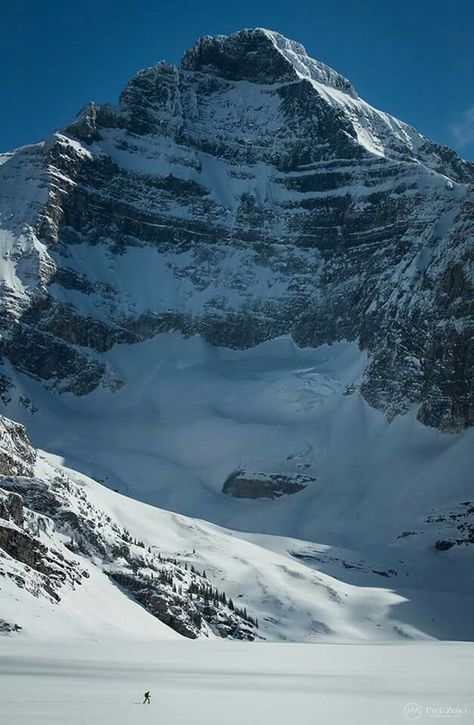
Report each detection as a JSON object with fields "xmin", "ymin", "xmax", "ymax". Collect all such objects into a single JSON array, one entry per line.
[{"xmin": 1, "ymin": 0, "xmax": 473, "ymax": 158}]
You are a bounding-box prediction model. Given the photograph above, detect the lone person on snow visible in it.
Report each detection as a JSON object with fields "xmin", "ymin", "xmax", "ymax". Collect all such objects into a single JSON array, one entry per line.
[{"xmin": 143, "ymin": 691, "xmax": 151, "ymax": 704}]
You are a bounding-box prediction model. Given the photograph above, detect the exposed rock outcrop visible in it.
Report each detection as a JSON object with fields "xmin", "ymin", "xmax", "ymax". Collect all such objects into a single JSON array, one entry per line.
[
  {"xmin": 0, "ymin": 489, "xmax": 23, "ymax": 527},
  {"xmin": 223, "ymin": 470, "xmax": 313, "ymax": 499},
  {"xmin": 0, "ymin": 485, "xmax": 86, "ymax": 603},
  {"xmin": 395, "ymin": 500, "xmax": 474, "ymax": 552},
  {"xmin": 429, "ymin": 502, "xmax": 474, "ymax": 549},
  {"xmin": 0, "ymin": 417, "xmax": 36, "ymax": 476}
]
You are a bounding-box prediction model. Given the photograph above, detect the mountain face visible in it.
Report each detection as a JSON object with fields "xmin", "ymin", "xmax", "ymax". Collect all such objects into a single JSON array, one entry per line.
[
  {"xmin": 1, "ymin": 29, "xmax": 473, "ymax": 645},
  {"xmin": 0, "ymin": 28, "xmax": 472, "ymax": 432}
]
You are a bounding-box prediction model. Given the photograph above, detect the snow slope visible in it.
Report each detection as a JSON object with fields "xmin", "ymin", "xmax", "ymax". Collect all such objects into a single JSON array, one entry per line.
[
  {"xmin": 1, "ymin": 638, "xmax": 473, "ymax": 725},
  {"xmin": 5, "ymin": 332, "xmax": 472, "ymax": 548},
  {"xmin": 1, "ymin": 449, "xmax": 440, "ymax": 644},
  {"xmin": 2, "ymin": 333, "xmax": 472, "ymax": 642}
]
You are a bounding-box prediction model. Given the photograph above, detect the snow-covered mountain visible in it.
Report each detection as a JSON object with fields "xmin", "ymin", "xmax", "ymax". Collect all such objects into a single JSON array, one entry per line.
[
  {"xmin": 0, "ymin": 28, "xmax": 472, "ymax": 430},
  {"xmin": 0, "ymin": 29, "xmax": 473, "ymax": 642}
]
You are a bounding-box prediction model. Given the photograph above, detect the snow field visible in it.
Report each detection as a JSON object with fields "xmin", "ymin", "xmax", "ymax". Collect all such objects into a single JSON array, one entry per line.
[{"xmin": 1, "ymin": 639, "xmax": 473, "ymax": 725}]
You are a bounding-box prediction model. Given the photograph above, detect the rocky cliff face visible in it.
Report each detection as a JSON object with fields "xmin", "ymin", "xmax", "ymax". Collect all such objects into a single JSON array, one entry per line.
[
  {"xmin": 0, "ymin": 28, "xmax": 472, "ymax": 430},
  {"xmin": 0, "ymin": 417, "xmax": 36, "ymax": 476}
]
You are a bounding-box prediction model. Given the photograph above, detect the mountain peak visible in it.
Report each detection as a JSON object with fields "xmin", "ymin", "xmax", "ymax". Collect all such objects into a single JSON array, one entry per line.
[{"xmin": 181, "ymin": 28, "xmax": 356, "ymax": 95}]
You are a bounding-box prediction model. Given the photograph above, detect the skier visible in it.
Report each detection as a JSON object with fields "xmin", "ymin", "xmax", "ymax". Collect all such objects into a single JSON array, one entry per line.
[{"xmin": 143, "ymin": 691, "xmax": 151, "ymax": 705}]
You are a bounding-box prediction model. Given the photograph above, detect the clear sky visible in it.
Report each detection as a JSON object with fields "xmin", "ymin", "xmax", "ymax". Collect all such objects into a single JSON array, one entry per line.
[{"xmin": 1, "ymin": 0, "xmax": 473, "ymax": 158}]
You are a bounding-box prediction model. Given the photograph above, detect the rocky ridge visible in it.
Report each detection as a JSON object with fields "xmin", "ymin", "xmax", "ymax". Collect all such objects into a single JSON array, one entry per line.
[{"xmin": 0, "ymin": 414, "xmax": 257, "ymax": 639}]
